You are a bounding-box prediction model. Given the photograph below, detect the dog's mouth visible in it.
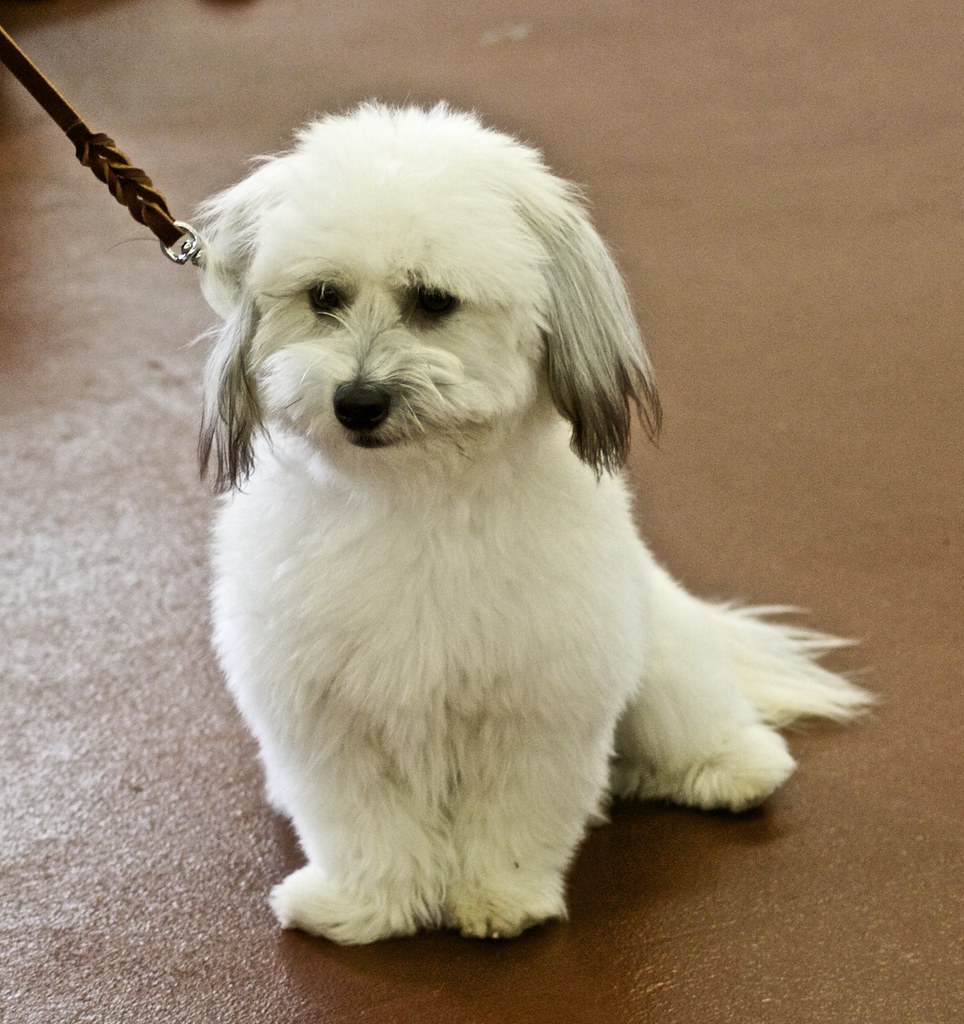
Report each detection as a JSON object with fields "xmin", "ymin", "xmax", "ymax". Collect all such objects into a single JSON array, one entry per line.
[{"xmin": 346, "ymin": 432, "xmax": 395, "ymax": 449}]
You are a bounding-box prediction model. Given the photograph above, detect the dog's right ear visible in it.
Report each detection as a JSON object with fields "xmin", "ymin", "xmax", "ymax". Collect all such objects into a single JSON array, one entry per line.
[
  {"xmin": 196, "ymin": 160, "xmax": 286, "ymax": 491},
  {"xmin": 197, "ymin": 297, "xmax": 262, "ymax": 493}
]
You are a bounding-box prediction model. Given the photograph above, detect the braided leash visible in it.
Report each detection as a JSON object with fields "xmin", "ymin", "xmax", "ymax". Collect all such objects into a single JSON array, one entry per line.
[{"xmin": 0, "ymin": 22, "xmax": 202, "ymax": 265}]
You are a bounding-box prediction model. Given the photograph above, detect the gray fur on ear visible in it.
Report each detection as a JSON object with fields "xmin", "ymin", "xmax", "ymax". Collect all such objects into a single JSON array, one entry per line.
[
  {"xmin": 197, "ymin": 297, "xmax": 262, "ymax": 493},
  {"xmin": 195, "ymin": 160, "xmax": 289, "ymax": 491},
  {"xmin": 522, "ymin": 200, "xmax": 661, "ymax": 475}
]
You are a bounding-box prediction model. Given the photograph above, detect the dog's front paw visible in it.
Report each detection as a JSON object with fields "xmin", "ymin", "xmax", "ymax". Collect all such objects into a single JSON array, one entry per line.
[
  {"xmin": 445, "ymin": 875, "xmax": 567, "ymax": 940},
  {"xmin": 616, "ymin": 722, "xmax": 796, "ymax": 813},
  {"xmin": 270, "ymin": 866, "xmax": 421, "ymax": 945}
]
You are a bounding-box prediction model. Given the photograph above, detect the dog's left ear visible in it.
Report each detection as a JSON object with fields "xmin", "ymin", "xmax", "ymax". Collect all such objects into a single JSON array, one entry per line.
[{"xmin": 521, "ymin": 195, "xmax": 661, "ymax": 475}]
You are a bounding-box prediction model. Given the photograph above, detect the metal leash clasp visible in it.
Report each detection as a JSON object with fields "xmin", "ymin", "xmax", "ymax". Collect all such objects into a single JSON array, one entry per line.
[{"xmin": 162, "ymin": 221, "xmax": 204, "ymax": 266}]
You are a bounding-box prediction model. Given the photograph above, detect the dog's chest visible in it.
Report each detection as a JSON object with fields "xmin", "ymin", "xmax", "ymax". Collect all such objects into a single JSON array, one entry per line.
[
  {"xmin": 294, "ymin": 498, "xmax": 563, "ymax": 698},
  {"xmin": 214, "ymin": 453, "xmax": 649, "ymax": 776},
  {"xmin": 226, "ymin": 471, "xmax": 622, "ymax": 712}
]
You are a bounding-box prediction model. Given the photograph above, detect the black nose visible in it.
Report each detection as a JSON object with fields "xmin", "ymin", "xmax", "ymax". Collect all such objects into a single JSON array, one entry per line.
[{"xmin": 332, "ymin": 382, "xmax": 392, "ymax": 431}]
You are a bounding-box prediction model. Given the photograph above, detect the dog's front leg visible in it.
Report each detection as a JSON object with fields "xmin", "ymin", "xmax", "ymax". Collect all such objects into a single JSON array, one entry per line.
[
  {"xmin": 443, "ymin": 714, "xmax": 611, "ymax": 939},
  {"xmin": 267, "ymin": 738, "xmax": 455, "ymax": 945}
]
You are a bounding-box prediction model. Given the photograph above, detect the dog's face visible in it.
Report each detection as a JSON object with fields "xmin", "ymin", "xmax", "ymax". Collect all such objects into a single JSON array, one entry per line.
[{"xmin": 198, "ymin": 104, "xmax": 660, "ymax": 489}]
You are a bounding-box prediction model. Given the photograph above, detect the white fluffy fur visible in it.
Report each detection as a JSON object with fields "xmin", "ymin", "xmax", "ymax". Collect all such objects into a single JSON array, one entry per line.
[{"xmin": 197, "ymin": 103, "xmax": 871, "ymax": 944}]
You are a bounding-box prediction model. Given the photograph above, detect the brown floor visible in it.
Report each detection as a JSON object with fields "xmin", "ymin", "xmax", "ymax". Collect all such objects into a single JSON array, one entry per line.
[{"xmin": 2, "ymin": 1, "xmax": 961, "ymax": 1021}]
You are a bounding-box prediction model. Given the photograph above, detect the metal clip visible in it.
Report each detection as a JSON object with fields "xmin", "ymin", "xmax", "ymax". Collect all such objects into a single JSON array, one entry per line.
[{"xmin": 162, "ymin": 221, "xmax": 204, "ymax": 266}]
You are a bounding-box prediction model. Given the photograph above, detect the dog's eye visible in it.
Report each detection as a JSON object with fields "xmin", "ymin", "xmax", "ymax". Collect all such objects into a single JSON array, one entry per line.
[
  {"xmin": 415, "ymin": 287, "xmax": 457, "ymax": 316},
  {"xmin": 308, "ymin": 282, "xmax": 345, "ymax": 315}
]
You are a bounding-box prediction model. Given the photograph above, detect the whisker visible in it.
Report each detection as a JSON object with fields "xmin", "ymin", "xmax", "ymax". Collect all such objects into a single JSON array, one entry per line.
[
  {"xmin": 321, "ymin": 309, "xmax": 351, "ymax": 331},
  {"xmin": 395, "ymin": 392, "xmax": 427, "ymax": 435}
]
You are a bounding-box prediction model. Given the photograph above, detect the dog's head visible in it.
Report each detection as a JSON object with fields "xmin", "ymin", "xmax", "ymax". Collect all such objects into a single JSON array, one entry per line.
[{"xmin": 197, "ymin": 103, "xmax": 660, "ymax": 490}]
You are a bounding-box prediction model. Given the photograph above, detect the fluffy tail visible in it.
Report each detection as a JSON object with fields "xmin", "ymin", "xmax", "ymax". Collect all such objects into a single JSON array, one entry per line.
[
  {"xmin": 709, "ymin": 603, "xmax": 873, "ymax": 727},
  {"xmin": 612, "ymin": 560, "xmax": 872, "ymax": 812}
]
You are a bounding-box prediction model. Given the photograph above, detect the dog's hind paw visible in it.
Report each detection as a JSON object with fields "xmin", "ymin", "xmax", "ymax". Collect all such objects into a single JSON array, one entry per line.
[
  {"xmin": 615, "ymin": 722, "xmax": 797, "ymax": 813},
  {"xmin": 270, "ymin": 866, "xmax": 420, "ymax": 945},
  {"xmin": 681, "ymin": 723, "xmax": 796, "ymax": 811}
]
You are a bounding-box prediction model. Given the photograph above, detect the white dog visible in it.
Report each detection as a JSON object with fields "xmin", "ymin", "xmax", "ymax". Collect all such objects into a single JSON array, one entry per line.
[{"xmin": 196, "ymin": 102, "xmax": 869, "ymax": 944}]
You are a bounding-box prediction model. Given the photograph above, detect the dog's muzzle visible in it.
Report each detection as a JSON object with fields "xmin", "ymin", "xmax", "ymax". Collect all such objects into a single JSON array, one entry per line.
[{"xmin": 333, "ymin": 382, "xmax": 393, "ymax": 434}]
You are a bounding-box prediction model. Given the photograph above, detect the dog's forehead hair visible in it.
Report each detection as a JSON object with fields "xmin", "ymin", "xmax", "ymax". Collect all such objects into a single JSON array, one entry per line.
[
  {"xmin": 249, "ymin": 190, "xmax": 547, "ymax": 308},
  {"xmin": 245, "ymin": 106, "xmax": 555, "ymax": 306}
]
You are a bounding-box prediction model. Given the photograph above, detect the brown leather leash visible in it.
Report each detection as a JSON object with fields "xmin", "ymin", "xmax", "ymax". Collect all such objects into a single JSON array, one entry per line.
[{"xmin": 0, "ymin": 22, "xmax": 202, "ymax": 265}]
